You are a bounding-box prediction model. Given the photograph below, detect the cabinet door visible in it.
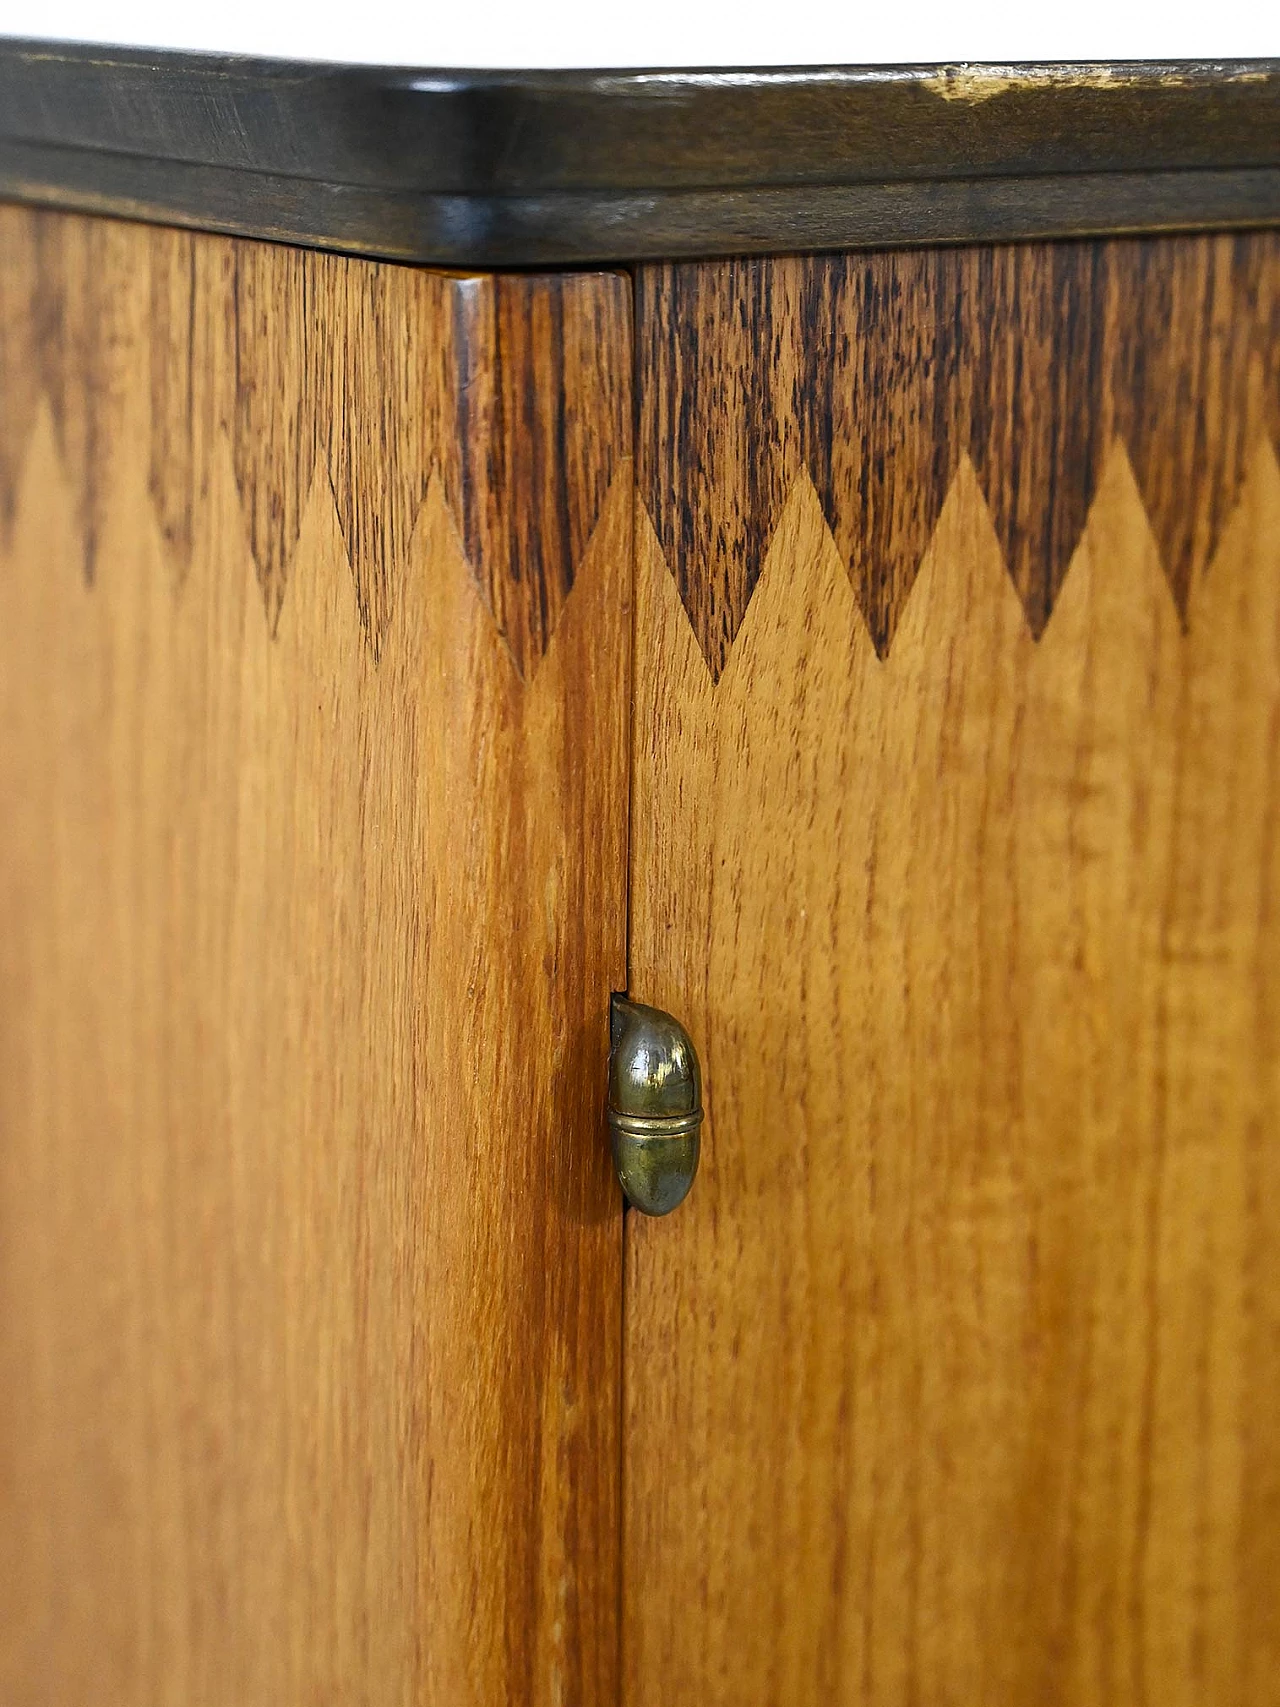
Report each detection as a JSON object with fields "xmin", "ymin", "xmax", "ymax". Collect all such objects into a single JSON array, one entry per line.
[
  {"xmin": 626, "ymin": 239, "xmax": 1280, "ymax": 1705},
  {"xmin": 0, "ymin": 208, "xmax": 632, "ymax": 1705}
]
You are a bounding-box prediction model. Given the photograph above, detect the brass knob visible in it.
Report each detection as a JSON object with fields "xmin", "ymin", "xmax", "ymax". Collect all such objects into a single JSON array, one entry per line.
[{"xmin": 607, "ymin": 995, "xmax": 703, "ymax": 1216}]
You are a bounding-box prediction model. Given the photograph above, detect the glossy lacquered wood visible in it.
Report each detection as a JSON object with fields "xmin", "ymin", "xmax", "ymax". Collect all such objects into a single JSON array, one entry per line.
[
  {"xmin": 626, "ymin": 234, "xmax": 1280, "ymax": 1704},
  {"xmin": 0, "ymin": 206, "xmax": 632, "ymax": 1705}
]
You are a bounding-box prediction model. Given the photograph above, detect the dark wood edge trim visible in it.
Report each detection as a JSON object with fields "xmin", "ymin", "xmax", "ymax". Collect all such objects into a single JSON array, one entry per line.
[
  {"xmin": 4, "ymin": 144, "xmax": 1280, "ymax": 266},
  {"xmin": 4, "ymin": 47, "xmax": 1280, "ymax": 190},
  {"xmin": 3, "ymin": 42, "xmax": 1280, "ymax": 261}
]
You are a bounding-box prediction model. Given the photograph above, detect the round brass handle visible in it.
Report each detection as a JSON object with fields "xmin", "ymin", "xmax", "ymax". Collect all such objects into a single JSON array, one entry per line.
[{"xmin": 607, "ymin": 996, "xmax": 703, "ymax": 1216}]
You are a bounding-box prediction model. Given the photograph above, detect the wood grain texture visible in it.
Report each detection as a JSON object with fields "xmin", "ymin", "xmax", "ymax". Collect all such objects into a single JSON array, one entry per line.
[
  {"xmin": 638, "ymin": 233, "xmax": 1280, "ymax": 673},
  {"xmin": 0, "ymin": 204, "xmax": 628, "ymax": 672},
  {"xmin": 0, "ymin": 205, "xmax": 38, "ymax": 536},
  {"xmin": 451, "ymin": 272, "xmax": 631, "ymax": 678},
  {"xmin": 625, "ymin": 238, "xmax": 1280, "ymax": 1704},
  {"xmin": 0, "ymin": 206, "xmax": 632, "ymax": 1705}
]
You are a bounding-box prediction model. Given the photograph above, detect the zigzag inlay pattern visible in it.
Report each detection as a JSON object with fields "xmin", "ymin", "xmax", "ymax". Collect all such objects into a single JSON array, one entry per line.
[
  {"xmin": 638, "ymin": 235, "xmax": 1280, "ymax": 678},
  {"xmin": 0, "ymin": 205, "xmax": 630, "ymax": 679}
]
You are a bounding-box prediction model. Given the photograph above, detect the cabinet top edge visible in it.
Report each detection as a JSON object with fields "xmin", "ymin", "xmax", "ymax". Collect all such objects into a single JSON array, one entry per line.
[{"xmin": 3, "ymin": 40, "xmax": 1280, "ymax": 264}]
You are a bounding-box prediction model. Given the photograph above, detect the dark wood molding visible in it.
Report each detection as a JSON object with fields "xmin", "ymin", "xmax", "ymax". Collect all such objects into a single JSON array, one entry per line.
[{"xmin": 2, "ymin": 44, "xmax": 1280, "ymax": 263}]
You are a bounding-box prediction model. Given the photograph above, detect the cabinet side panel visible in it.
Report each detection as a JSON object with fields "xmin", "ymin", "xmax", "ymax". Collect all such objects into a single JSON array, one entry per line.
[
  {"xmin": 626, "ymin": 235, "xmax": 1280, "ymax": 1706},
  {"xmin": 0, "ymin": 205, "xmax": 631, "ymax": 1707}
]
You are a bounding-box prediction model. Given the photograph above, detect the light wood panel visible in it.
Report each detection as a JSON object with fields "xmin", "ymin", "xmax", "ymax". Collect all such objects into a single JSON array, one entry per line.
[
  {"xmin": 0, "ymin": 207, "xmax": 631, "ymax": 1705},
  {"xmin": 626, "ymin": 239, "xmax": 1280, "ymax": 1704}
]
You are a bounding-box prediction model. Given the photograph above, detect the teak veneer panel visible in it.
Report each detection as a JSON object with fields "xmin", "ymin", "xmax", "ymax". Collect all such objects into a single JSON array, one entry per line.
[
  {"xmin": 626, "ymin": 236, "xmax": 1280, "ymax": 1705},
  {"xmin": 0, "ymin": 207, "xmax": 631, "ymax": 1705}
]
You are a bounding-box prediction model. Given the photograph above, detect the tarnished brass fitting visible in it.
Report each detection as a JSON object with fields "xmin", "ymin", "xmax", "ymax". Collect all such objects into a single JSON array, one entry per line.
[{"xmin": 607, "ymin": 995, "xmax": 703, "ymax": 1216}]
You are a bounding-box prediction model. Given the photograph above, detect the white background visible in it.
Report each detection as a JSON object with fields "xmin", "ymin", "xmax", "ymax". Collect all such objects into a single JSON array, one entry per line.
[{"xmin": 0, "ymin": 0, "xmax": 1275, "ymax": 69}]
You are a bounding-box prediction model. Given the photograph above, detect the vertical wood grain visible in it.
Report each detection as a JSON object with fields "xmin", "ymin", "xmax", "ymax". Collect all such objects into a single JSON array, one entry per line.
[
  {"xmin": 229, "ymin": 238, "xmax": 322, "ymax": 628},
  {"xmin": 0, "ymin": 205, "xmax": 632, "ymax": 1706},
  {"xmin": 1112, "ymin": 234, "xmax": 1279, "ymax": 614},
  {"xmin": 147, "ymin": 226, "xmax": 200, "ymax": 583},
  {"xmin": 450, "ymin": 272, "xmax": 630, "ymax": 679},
  {"xmin": 0, "ymin": 206, "xmax": 38, "ymax": 536},
  {"xmin": 626, "ymin": 235, "xmax": 1280, "ymax": 1705},
  {"xmin": 635, "ymin": 261, "xmax": 804, "ymax": 676},
  {"xmin": 638, "ymin": 234, "xmax": 1280, "ymax": 671},
  {"xmin": 798, "ymin": 247, "xmax": 962, "ymax": 655},
  {"xmin": 25, "ymin": 212, "xmax": 118, "ymax": 581},
  {"xmin": 965, "ymin": 241, "xmax": 1111, "ymax": 634}
]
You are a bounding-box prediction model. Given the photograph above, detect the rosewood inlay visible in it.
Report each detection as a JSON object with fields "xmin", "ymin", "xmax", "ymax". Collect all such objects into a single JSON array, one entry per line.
[{"xmin": 638, "ymin": 234, "xmax": 1280, "ymax": 677}]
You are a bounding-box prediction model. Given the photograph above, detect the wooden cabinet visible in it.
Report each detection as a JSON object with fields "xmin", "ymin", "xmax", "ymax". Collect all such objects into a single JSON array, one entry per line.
[{"xmin": 1, "ymin": 47, "xmax": 1279, "ymax": 1707}]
